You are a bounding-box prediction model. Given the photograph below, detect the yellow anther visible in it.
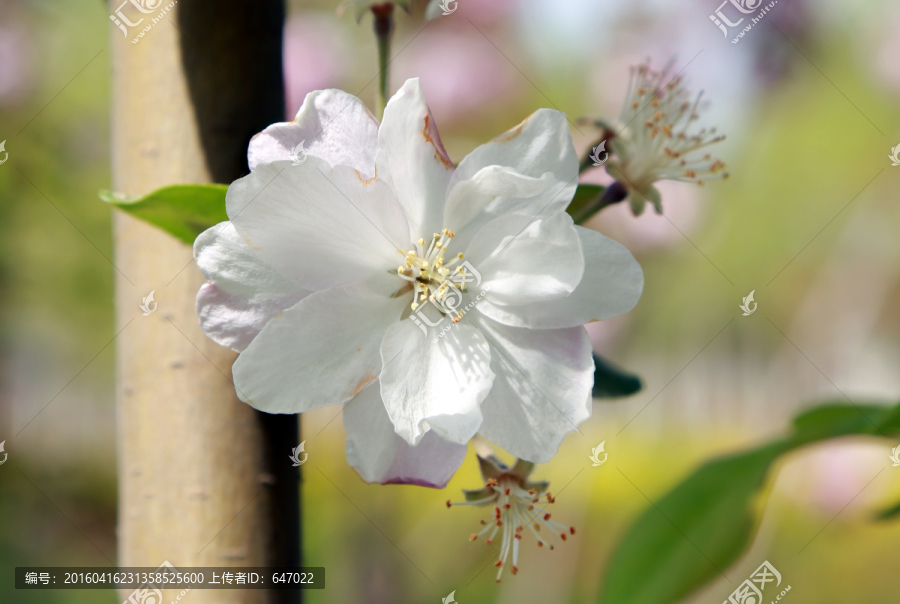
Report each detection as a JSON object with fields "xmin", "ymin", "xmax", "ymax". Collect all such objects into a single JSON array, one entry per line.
[
  {"xmin": 397, "ymin": 267, "xmax": 405, "ymax": 274},
  {"xmin": 411, "ymin": 302, "xmax": 419, "ymax": 310},
  {"xmin": 457, "ymin": 253, "xmax": 464, "ymax": 260},
  {"xmin": 417, "ymin": 238, "xmax": 425, "ymax": 246}
]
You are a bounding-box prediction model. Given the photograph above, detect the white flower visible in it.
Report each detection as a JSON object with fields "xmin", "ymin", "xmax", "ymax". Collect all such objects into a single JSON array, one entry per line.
[
  {"xmin": 605, "ymin": 60, "xmax": 728, "ymax": 215},
  {"xmin": 194, "ymin": 79, "xmax": 643, "ymax": 487}
]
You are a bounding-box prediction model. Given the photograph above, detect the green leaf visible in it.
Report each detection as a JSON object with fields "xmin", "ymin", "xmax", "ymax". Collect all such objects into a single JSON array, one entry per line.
[
  {"xmin": 100, "ymin": 184, "xmax": 229, "ymax": 245},
  {"xmin": 600, "ymin": 400, "xmax": 900, "ymax": 604},
  {"xmin": 592, "ymin": 354, "xmax": 642, "ymax": 399},
  {"xmin": 791, "ymin": 402, "xmax": 891, "ymax": 444},
  {"xmin": 601, "ymin": 440, "xmax": 792, "ymax": 604},
  {"xmin": 876, "ymin": 402, "xmax": 900, "ymax": 433},
  {"xmin": 875, "ymin": 499, "xmax": 900, "ymax": 521},
  {"xmin": 566, "ymin": 184, "xmax": 605, "ymax": 223}
]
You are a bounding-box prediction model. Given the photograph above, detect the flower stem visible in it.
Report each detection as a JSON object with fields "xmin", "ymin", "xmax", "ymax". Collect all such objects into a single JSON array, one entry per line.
[
  {"xmin": 572, "ymin": 181, "xmax": 629, "ymax": 224},
  {"xmin": 372, "ymin": 4, "xmax": 394, "ymax": 119},
  {"xmin": 578, "ymin": 156, "xmax": 597, "ymax": 174}
]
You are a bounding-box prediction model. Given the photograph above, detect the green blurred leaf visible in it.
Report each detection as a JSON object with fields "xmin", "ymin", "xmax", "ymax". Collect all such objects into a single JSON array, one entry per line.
[
  {"xmin": 875, "ymin": 499, "xmax": 900, "ymax": 521},
  {"xmin": 567, "ymin": 184, "xmax": 605, "ymax": 224},
  {"xmin": 592, "ymin": 354, "xmax": 642, "ymax": 399},
  {"xmin": 601, "ymin": 440, "xmax": 791, "ymax": 604},
  {"xmin": 601, "ymin": 400, "xmax": 900, "ymax": 604},
  {"xmin": 876, "ymin": 402, "xmax": 900, "ymax": 434},
  {"xmin": 791, "ymin": 402, "xmax": 891, "ymax": 443},
  {"xmin": 100, "ymin": 184, "xmax": 228, "ymax": 245}
]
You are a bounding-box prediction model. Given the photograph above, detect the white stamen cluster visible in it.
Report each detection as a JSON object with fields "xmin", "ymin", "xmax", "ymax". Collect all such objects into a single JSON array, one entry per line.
[
  {"xmin": 396, "ymin": 228, "xmax": 469, "ymax": 320},
  {"xmin": 611, "ymin": 60, "xmax": 728, "ymax": 192},
  {"xmin": 447, "ymin": 477, "xmax": 574, "ymax": 582}
]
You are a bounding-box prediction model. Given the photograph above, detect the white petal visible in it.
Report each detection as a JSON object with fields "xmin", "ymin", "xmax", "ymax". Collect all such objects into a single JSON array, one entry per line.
[
  {"xmin": 344, "ymin": 382, "xmax": 467, "ymax": 488},
  {"xmin": 376, "ymin": 78, "xmax": 454, "ymax": 238},
  {"xmin": 447, "ymin": 108, "xmax": 578, "ymax": 247},
  {"xmin": 232, "ymin": 284, "xmax": 407, "ymax": 413},
  {"xmin": 472, "ymin": 315, "xmax": 593, "ymax": 463},
  {"xmin": 379, "ymin": 315, "xmax": 493, "ymax": 446},
  {"xmin": 195, "ymin": 222, "xmax": 299, "ymax": 294},
  {"xmin": 196, "ymin": 283, "xmax": 307, "ymax": 353},
  {"xmin": 443, "ymin": 165, "xmax": 558, "ymax": 250},
  {"xmin": 194, "ymin": 222, "xmax": 309, "ymax": 351},
  {"xmin": 475, "ymin": 225, "xmax": 644, "ymax": 329},
  {"xmin": 464, "ymin": 212, "xmax": 584, "ymax": 306},
  {"xmin": 248, "ymin": 88, "xmax": 379, "ymax": 175},
  {"xmin": 226, "ymin": 157, "xmax": 411, "ymax": 292}
]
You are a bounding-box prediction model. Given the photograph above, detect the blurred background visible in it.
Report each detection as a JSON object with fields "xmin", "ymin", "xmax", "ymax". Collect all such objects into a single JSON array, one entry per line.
[{"xmin": 1, "ymin": 0, "xmax": 899, "ymax": 602}]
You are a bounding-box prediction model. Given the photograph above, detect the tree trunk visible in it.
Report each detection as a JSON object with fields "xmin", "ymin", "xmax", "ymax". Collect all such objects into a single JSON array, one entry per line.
[{"xmin": 111, "ymin": 1, "xmax": 298, "ymax": 602}]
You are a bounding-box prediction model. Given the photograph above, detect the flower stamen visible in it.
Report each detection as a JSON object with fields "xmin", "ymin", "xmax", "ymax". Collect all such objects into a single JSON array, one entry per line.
[
  {"xmin": 600, "ymin": 59, "xmax": 728, "ymax": 214},
  {"xmin": 448, "ymin": 473, "xmax": 574, "ymax": 582},
  {"xmin": 396, "ymin": 227, "xmax": 469, "ymax": 316}
]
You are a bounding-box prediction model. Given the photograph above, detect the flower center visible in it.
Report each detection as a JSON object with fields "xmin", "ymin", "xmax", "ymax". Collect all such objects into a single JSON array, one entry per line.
[
  {"xmin": 447, "ymin": 477, "xmax": 575, "ymax": 582},
  {"xmin": 614, "ymin": 62, "xmax": 728, "ymax": 189},
  {"xmin": 395, "ymin": 228, "xmax": 470, "ymax": 321}
]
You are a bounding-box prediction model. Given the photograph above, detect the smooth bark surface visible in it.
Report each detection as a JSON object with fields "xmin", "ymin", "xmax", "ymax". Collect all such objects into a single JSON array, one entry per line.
[{"xmin": 111, "ymin": 1, "xmax": 298, "ymax": 602}]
